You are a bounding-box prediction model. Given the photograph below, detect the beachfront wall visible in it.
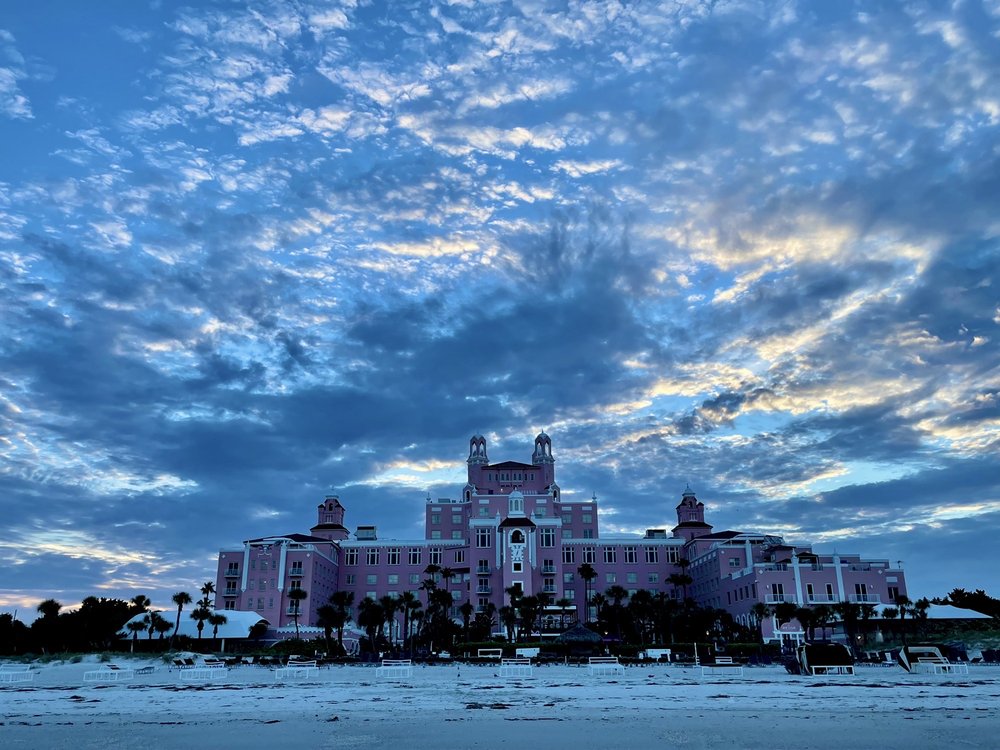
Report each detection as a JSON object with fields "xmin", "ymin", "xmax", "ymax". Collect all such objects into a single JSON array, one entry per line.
[{"xmin": 213, "ymin": 433, "xmax": 907, "ymax": 641}]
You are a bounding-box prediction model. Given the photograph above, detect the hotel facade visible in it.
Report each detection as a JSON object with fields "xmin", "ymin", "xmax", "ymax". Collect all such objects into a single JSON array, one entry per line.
[{"xmin": 215, "ymin": 434, "xmax": 907, "ymax": 644}]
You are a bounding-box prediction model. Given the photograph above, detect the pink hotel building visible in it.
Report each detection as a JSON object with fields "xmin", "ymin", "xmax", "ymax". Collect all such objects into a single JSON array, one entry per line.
[{"xmin": 215, "ymin": 434, "xmax": 907, "ymax": 644}]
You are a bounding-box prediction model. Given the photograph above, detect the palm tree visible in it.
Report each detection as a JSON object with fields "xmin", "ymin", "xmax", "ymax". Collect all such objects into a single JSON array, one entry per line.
[
  {"xmin": 459, "ymin": 601, "xmax": 474, "ymax": 642},
  {"xmin": 36, "ymin": 599, "xmax": 62, "ymax": 619},
  {"xmin": 357, "ymin": 597, "xmax": 384, "ymax": 652},
  {"xmin": 170, "ymin": 591, "xmax": 192, "ymax": 646},
  {"xmin": 881, "ymin": 606, "xmax": 899, "ymax": 642},
  {"xmin": 499, "ymin": 605, "xmax": 518, "ymax": 642},
  {"xmin": 605, "ymin": 585, "xmax": 629, "ymax": 640},
  {"xmin": 379, "ymin": 595, "xmax": 402, "ymax": 648},
  {"xmin": 190, "ymin": 606, "xmax": 210, "ymax": 640},
  {"xmin": 895, "ymin": 595, "xmax": 912, "ymax": 644},
  {"xmin": 750, "ymin": 601, "xmax": 771, "ymax": 643},
  {"xmin": 127, "ymin": 619, "xmax": 146, "ymax": 652},
  {"xmin": 152, "ymin": 612, "xmax": 172, "ymax": 641},
  {"xmin": 577, "ymin": 563, "xmax": 597, "ymax": 621},
  {"xmin": 667, "ymin": 573, "xmax": 693, "ymax": 602},
  {"xmin": 399, "ymin": 591, "xmax": 420, "ymax": 655},
  {"xmin": 208, "ymin": 612, "xmax": 228, "ymax": 639},
  {"xmin": 130, "ymin": 594, "xmax": 151, "ymax": 615},
  {"xmin": 517, "ymin": 595, "xmax": 542, "ymax": 641},
  {"xmin": 328, "ymin": 591, "xmax": 355, "ymax": 654},
  {"xmin": 288, "ymin": 588, "xmax": 308, "ymax": 639},
  {"xmin": 555, "ymin": 597, "xmax": 573, "ymax": 629}
]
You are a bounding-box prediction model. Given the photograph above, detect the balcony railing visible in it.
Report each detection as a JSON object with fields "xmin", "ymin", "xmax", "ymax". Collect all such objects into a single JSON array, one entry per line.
[
  {"xmin": 224, "ymin": 568, "xmax": 240, "ymax": 577},
  {"xmin": 476, "ymin": 566, "xmax": 491, "ymax": 574},
  {"xmin": 807, "ymin": 595, "xmax": 836, "ymax": 603},
  {"xmin": 542, "ymin": 586, "xmax": 557, "ymax": 594},
  {"xmin": 223, "ymin": 589, "xmax": 238, "ymax": 597},
  {"xmin": 541, "ymin": 566, "xmax": 556, "ymax": 574},
  {"xmin": 760, "ymin": 564, "xmax": 788, "ymax": 572},
  {"xmin": 289, "ymin": 567, "xmax": 304, "ymax": 577},
  {"xmin": 476, "ymin": 586, "xmax": 491, "ymax": 594},
  {"xmin": 849, "ymin": 594, "xmax": 881, "ymax": 604},
  {"xmin": 765, "ymin": 595, "xmax": 791, "ymax": 603}
]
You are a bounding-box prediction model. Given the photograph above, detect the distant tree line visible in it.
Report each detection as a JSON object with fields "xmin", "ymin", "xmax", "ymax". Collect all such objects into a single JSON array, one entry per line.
[{"xmin": 0, "ymin": 583, "xmax": 228, "ymax": 656}]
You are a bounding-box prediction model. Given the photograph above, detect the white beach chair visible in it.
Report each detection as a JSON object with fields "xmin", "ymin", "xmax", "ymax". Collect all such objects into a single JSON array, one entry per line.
[
  {"xmin": 499, "ymin": 657, "xmax": 533, "ymax": 678},
  {"xmin": 83, "ymin": 663, "xmax": 136, "ymax": 682},
  {"xmin": 375, "ymin": 659, "xmax": 413, "ymax": 679},
  {"xmin": 274, "ymin": 658, "xmax": 319, "ymax": 680},
  {"xmin": 588, "ymin": 656, "xmax": 625, "ymax": 677},
  {"xmin": 701, "ymin": 656, "xmax": 744, "ymax": 677},
  {"xmin": 0, "ymin": 664, "xmax": 34, "ymax": 683}
]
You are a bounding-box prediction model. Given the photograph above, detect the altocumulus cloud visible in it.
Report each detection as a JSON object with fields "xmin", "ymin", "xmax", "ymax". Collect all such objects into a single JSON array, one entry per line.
[{"xmin": 0, "ymin": 0, "xmax": 998, "ymax": 614}]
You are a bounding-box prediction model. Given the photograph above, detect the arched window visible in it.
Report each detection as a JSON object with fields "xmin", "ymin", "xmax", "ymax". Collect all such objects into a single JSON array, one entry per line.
[{"xmin": 511, "ymin": 530, "xmax": 525, "ymax": 544}]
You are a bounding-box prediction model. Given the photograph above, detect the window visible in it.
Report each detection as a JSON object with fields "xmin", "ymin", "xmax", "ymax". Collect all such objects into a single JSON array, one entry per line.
[
  {"xmin": 542, "ymin": 558, "xmax": 555, "ymax": 573},
  {"xmin": 648, "ymin": 573, "xmax": 659, "ymax": 584},
  {"xmin": 431, "ymin": 531, "xmax": 442, "ymax": 539},
  {"xmin": 888, "ymin": 586, "xmax": 899, "ymax": 603},
  {"xmin": 431, "ymin": 513, "xmax": 440, "ymax": 524},
  {"xmin": 248, "ymin": 578, "xmax": 255, "ymax": 589},
  {"xmin": 535, "ymin": 508, "xmax": 546, "ymax": 517},
  {"xmin": 345, "ymin": 574, "xmax": 356, "ymax": 585},
  {"xmin": 562, "ymin": 514, "xmax": 573, "ymax": 524},
  {"xmin": 451, "ymin": 530, "xmax": 463, "ymax": 539},
  {"xmin": 224, "ymin": 601, "xmax": 235, "ymax": 611},
  {"xmin": 366, "ymin": 574, "xmax": 377, "ymax": 585},
  {"xmin": 452, "ymin": 549, "xmax": 465, "ymax": 564},
  {"xmin": 387, "ymin": 548, "xmax": 400, "ymax": 565},
  {"xmin": 260, "ymin": 561, "xmax": 268, "ymax": 572},
  {"xmin": 258, "ymin": 580, "xmax": 266, "ymax": 591},
  {"xmin": 409, "ymin": 574, "xmax": 420, "ymax": 585},
  {"xmin": 476, "ymin": 528, "xmax": 491, "ymax": 547},
  {"xmin": 387, "ymin": 574, "xmax": 399, "ymax": 585},
  {"xmin": 344, "ymin": 549, "xmax": 358, "ymax": 566},
  {"xmin": 225, "ymin": 563, "xmax": 239, "ymax": 575},
  {"xmin": 604, "ymin": 548, "xmax": 617, "ymax": 564},
  {"xmin": 268, "ymin": 597, "xmax": 274, "ymax": 608},
  {"xmin": 582, "ymin": 529, "xmax": 594, "ymax": 539},
  {"xmin": 606, "ymin": 573, "xmax": 616, "ymax": 584},
  {"xmin": 562, "ymin": 529, "xmax": 573, "ymax": 539},
  {"xmin": 729, "ymin": 557, "xmax": 741, "ymax": 568},
  {"xmin": 452, "ymin": 513, "xmax": 462, "ymax": 524},
  {"xmin": 409, "ymin": 548, "xmax": 422, "ymax": 566},
  {"xmin": 540, "ymin": 528, "xmax": 555, "ymax": 547},
  {"xmin": 513, "ymin": 562, "xmax": 523, "ymax": 573},
  {"xmin": 366, "ymin": 549, "xmax": 379, "ymax": 565},
  {"xmin": 582, "ymin": 514, "xmax": 592, "ymax": 523},
  {"xmin": 626, "ymin": 572, "xmax": 638, "ymax": 584},
  {"xmin": 666, "ymin": 548, "xmax": 680, "ymax": 563},
  {"xmin": 645, "ymin": 548, "xmax": 659, "ymax": 564},
  {"xmin": 624, "ymin": 547, "xmax": 637, "ymax": 564},
  {"xmin": 429, "ymin": 548, "xmax": 442, "ymax": 566},
  {"xmin": 583, "ymin": 547, "xmax": 596, "ymax": 564},
  {"xmin": 562, "ymin": 547, "xmax": 575, "ymax": 564},
  {"xmin": 563, "ymin": 572, "xmax": 574, "ymax": 584}
]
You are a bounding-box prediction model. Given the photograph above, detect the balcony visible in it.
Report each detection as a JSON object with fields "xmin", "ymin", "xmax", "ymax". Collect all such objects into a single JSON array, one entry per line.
[
  {"xmin": 224, "ymin": 568, "xmax": 240, "ymax": 577},
  {"xmin": 807, "ymin": 595, "xmax": 836, "ymax": 603},
  {"xmin": 223, "ymin": 589, "xmax": 238, "ymax": 597},
  {"xmin": 849, "ymin": 594, "xmax": 881, "ymax": 604},
  {"xmin": 765, "ymin": 595, "xmax": 791, "ymax": 604},
  {"xmin": 476, "ymin": 565, "xmax": 491, "ymax": 574},
  {"xmin": 541, "ymin": 565, "xmax": 557, "ymax": 574},
  {"xmin": 476, "ymin": 586, "xmax": 492, "ymax": 594},
  {"xmin": 289, "ymin": 567, "xmax": 304, "ymax": 577},
  {"xmin": 542, "ymin": 586, "xmax": 557, "ymax": 594},
  {"xmin": 760, "ymin": 564, "xmax": 788, "ymax": 572}
]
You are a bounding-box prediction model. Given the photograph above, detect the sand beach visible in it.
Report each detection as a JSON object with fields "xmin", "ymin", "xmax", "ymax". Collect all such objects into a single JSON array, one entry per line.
[{"xmin": 1, "ymin": 656, "xmax": 998, "ymax": 749}]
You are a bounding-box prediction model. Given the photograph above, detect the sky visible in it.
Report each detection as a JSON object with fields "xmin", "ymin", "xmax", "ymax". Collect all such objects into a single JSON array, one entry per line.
[{"xmin": 1, "ymin": 0, "xmax": 999, "ymax": 619}]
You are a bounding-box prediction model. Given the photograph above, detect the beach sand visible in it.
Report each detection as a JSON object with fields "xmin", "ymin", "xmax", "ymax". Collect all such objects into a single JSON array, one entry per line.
[{"xmin": 2, "ymin": 657, "xmax": 998, "ymax": 749}]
